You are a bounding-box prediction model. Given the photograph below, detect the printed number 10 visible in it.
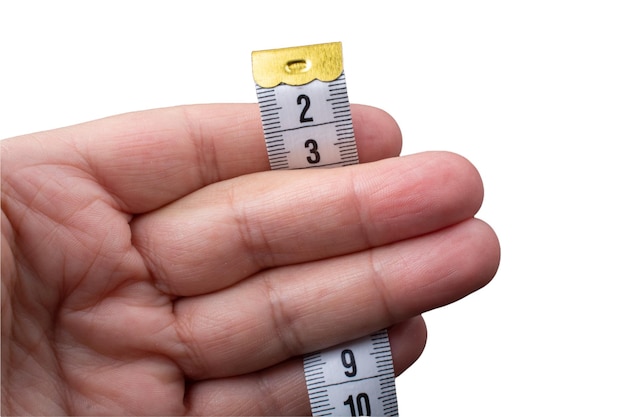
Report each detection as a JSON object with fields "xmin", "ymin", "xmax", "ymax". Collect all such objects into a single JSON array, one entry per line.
[{"xmin": 344, "ymin": 393, "xmax": 371, "ymax": 416}]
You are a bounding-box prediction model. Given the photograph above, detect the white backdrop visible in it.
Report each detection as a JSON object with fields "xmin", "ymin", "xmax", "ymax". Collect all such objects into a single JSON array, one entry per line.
[{"xmin": 2, "ymin": 1, "xmax": 625, "ymax": 415}]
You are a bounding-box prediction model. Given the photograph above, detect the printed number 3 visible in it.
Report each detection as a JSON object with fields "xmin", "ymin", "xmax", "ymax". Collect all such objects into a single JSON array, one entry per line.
[{"xmin": 305, "ymin": 139, "xmax": 320, "ymax": 164}]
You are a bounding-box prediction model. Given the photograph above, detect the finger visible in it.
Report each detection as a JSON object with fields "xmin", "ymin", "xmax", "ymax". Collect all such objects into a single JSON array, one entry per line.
[
  {"xmin": 132, "ymin": 152, "xmax": 484, "ymax": 296},
  {"xmin": 168, "ymin": 219, "xmax": 499, "ymax": 379},
  {"xmin": 184, "ymin": 316, "xmax": 427, "ymax": 416},
  {"xmin": 15, "ymin": 104, "xmax": 401, "ymax": 213}
]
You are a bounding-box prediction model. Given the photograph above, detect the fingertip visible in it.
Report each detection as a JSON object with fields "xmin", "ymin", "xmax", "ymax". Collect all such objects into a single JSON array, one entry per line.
[
  {"xmin": 419, "ymin": 151, "xmax": 486, "ymax": 217},
  {"xmin": 388, "ymin": 316, "xmax": 428, "ymax": 376},
  {"xmin": 471, "ymin": 218, "xmax": 502, "ymax": 288},
  {"xmin": 352, "ymin": 104, "xmax": 402, "ymax": 162}
]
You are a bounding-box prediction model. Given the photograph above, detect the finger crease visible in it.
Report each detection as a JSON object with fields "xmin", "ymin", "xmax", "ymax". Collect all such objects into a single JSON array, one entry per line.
[
  {"xmin": 230, "ymin": 186, "xmax": 273, "ymax": 271},
  {"xmin": 180, "ymin": 105, "xmax": 219, "ymax": 186},
  {"xmin": 348, "ymin": 169, "xmax": 376, "ymax": 249},
  {"xmin": 262, "ymin": 275, "xmax": 303, "ymax": 359},
  {"xmin": 255, "ymin": 370, "xmax": 284, "ymax": 416},
  {"xmin": 366, "ymin": 250, "xmax": 397, "ymax": 325},
  {"xmin": 171, "ymin": 301, "xmax": 204, "ymax": 378}
]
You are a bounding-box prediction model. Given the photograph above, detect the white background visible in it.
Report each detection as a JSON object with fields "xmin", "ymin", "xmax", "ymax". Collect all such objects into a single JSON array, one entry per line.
[{"xmin": 2, "ymin": 1, "xmax": 625, "ymax": 415}]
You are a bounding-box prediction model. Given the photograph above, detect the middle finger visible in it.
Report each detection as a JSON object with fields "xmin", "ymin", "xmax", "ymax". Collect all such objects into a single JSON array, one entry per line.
[
  {"xmin": 131, "ymin": 151, "xmax": 483, "ymax": 296},
  {"xmin": 168, "ymin": 218, "xmax": 499, "ymax": 380}
]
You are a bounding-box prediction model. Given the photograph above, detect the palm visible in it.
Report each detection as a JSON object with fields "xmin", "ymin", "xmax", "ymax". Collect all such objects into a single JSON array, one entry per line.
[
  {"xmin": 2, "ymin": 104, "xmax": 499, "ymax": 415},
  {"xmin": 2, "ymin": 139, "xmax": 187, "ymax": 414}
]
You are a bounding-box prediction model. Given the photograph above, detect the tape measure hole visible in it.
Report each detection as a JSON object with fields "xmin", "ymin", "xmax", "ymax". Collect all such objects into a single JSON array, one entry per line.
[{"xmin": 285, "ymin": 59, "xmax": 311, "ymax": 74}]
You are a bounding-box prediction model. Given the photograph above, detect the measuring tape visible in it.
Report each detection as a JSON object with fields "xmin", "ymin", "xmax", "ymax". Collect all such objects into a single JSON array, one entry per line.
[
  {"xmin": 252, "ymin": 42, "xmax": 398, "ymax": 416},
  {"xmin": 252, "ymin": 42, "xmax": 358, "ymax": 170}
]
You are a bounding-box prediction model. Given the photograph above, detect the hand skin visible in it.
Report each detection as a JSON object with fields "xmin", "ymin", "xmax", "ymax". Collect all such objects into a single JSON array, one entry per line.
[{"xmin": 1, "ymin": 104, "xmax": 500, "ymax": 415}]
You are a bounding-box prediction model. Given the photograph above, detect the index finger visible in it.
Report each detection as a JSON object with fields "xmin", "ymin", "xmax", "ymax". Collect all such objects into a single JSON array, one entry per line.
[{"xmin": 9, "ymin": 104, "xmax": 401, "ymax": 213}]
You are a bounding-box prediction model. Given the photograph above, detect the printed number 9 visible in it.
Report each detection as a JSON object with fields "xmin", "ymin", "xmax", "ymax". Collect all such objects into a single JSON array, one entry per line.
[{"xmin": 341, "ymin": 349, "xmax": 357, "ymax": 377}]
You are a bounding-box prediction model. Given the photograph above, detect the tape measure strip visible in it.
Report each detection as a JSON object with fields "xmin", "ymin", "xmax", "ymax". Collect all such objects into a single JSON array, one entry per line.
[
  {"xmin": 255, "ymin": 73, "xmax": 359, "ymax": 170},
  {"xmin": 252, "ymin": 42, "xmax": 398, "ymax": 417},
  {"xmin": 304, "ymin": 330, "xmax": 398, "ymax": 416}
]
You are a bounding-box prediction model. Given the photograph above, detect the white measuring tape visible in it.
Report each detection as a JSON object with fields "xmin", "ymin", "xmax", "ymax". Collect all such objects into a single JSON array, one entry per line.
[{"xmin": 252, "ymin": 42, "xmax": 398, "ymax": 416}]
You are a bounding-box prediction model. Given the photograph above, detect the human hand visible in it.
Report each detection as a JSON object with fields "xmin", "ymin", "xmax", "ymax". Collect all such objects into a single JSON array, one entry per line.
[{"xmin": 1, "ymin": 104, "xmax": 500, "ymax": 415}]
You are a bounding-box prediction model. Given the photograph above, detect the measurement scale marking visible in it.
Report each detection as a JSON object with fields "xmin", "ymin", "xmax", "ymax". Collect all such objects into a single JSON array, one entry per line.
[
  {"xmin": 262, "ymin": 118, "xmax": 353, "ymax": 134},
  {"xmin": 291, "ymin": 160, "xmax": 357, "ymax": 170},
  {"xmin": 315, "ymin": 374, "xmax": 389, "ymax": 390}
]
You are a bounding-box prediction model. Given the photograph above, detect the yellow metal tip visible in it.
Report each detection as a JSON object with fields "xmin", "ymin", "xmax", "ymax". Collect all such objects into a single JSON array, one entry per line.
[{"xmin": 252, "ymin": 42, "xmax": 344, "ymax": 88}]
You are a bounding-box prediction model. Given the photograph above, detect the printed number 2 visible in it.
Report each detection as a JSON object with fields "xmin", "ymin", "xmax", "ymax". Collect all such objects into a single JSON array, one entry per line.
[
  {"xmin": 304, "ymin": 139, "xmax": 320, "ymax": 164},
  {"xmin": 297, "ymin": 94, "xmax": 314, "ymax": 123},
  {"xmin": 344, "ymin": 393, "xmax": 371, "ymax": 416}
]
